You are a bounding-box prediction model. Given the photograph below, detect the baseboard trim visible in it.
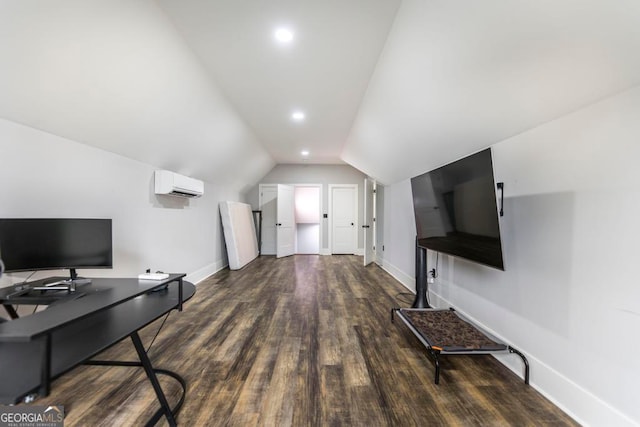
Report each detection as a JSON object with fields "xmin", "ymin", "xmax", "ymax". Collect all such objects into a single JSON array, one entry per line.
[
  {"xmin": 187, "ymin": 259, "xmax": 228, "ymax": 285},
  {"xmin": 380, "ymin": 259, "xmax": 414, "ymax": 293}
]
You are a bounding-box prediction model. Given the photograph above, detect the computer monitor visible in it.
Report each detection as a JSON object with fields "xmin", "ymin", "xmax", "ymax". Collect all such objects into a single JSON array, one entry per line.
[{"xmin": 0, "ymin": 218, "xmax": 113, "ymax": 281}]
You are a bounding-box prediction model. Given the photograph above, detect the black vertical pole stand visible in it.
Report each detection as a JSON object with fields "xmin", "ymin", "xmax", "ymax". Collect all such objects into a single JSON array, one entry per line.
[{"xmin": 412, "ymin": 237, "xmax": 431, "ymax": 308}]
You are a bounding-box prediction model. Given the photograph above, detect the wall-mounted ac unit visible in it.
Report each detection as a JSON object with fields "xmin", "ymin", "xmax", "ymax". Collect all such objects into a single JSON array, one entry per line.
[{"xmin": 154, "ymin": 170, "xmax": 204, "ymax": 198}]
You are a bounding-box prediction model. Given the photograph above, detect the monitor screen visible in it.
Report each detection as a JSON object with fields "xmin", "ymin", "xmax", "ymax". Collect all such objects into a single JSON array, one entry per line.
[
  {"xmin": 410, "ymin": 148, "xmax": 504, "ymax": 270},
  {"xmin": 0, "ymin": 218, "xmax": 113, "ymax": 273}
]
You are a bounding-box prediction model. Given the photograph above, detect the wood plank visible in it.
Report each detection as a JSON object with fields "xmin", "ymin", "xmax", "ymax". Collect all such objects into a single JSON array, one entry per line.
[{"xmin": 32, "ymin": 255, "xmax": 577, "ymax": 426}]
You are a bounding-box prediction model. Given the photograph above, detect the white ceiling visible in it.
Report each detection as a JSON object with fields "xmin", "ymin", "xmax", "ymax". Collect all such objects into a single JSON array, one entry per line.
[
  {"xmin": 2, "ymin": 0, "xmax": 640, "ymax": 188},
  {"xmin": 157, "ymin": 0, "xmax": 401, "ymax": 164}
]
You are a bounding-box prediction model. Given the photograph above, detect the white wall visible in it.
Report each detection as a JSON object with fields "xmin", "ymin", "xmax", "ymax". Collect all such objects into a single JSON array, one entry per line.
[
  {"xmin": 0, "ymin": 119, "xmax": 235, "ymax": 291},
  {"xmin": 377, "ymin": 86, "xmax": 640, "ymax": 426},
  {"xmin": 244, "ymin": 164, "xmax": 367, "ymax": 251},
  {"xmin": 377, "ymin": 180, "xmax": 415, "ymax": 285}
]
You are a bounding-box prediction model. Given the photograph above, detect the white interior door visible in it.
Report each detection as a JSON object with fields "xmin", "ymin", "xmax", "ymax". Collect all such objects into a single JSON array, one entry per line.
[
  {"xmin": 259, "ymin": 184, "xmax": 277, "ymax": 255},
  {"xmin": 330, "ymin": 185, "xmax": 357, "ymax": 254},
  {"xmin": 363, "ymin": 178, "xmax": 375, "ymax": 265},
  {"xmin": 276, "ymin": 184, "xmax": 295, "ymax": 258}
]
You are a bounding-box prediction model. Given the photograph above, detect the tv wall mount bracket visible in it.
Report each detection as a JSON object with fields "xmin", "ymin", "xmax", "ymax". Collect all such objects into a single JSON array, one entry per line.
[{"xmin": 496, "ymin": 182, "xmax": 504, "ymax": 217}]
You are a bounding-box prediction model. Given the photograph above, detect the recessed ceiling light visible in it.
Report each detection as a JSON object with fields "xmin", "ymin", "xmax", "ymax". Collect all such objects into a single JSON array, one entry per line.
[
  {"xmin": 291, "ymin": 111, "xmax": 305, "ymax": 121},
  {"xmin": 301, "ymin": 150, "xmax": 310, "ymax": 157},
  {"xmin": 274, "ymin": 28, "xmax": 294, "ymax": 43}
]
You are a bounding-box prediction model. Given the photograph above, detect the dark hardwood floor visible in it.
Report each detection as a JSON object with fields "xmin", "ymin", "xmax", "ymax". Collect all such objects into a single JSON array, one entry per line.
[{"xmin": 39, "ymin": 255, "xmax": 577, "ymax": 426}]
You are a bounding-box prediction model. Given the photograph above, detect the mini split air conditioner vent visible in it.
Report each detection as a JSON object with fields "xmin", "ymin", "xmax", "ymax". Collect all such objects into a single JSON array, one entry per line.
[{"xmin": 154, "ymin": 170, "xmax": 204, "ymax": 198}]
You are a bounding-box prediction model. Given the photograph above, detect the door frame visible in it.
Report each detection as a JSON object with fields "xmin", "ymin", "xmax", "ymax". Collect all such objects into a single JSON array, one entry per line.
[{"xmin": 328, "ymin": 184, "xmax": 358, "ymax": 255}]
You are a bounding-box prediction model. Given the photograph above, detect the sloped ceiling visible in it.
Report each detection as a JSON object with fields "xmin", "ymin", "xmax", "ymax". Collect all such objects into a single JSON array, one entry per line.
[
  {"xmin": 0, "ymin": 0, "xmax": 274, "ymax": 192},
  {"xmin": 2, "ymin": 1, "xmax": 640, "ymax": 189},
  {"xmin": 343, "ymin": 0, "xmax": 640, "ymax": 184}
]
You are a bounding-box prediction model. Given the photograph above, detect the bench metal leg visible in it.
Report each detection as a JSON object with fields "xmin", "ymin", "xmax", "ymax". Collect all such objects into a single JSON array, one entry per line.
[
  {"xmin": 509, "ymin": 346, "xmax": 530, "ymax": 385},
  {"xmin": 428, "ymin": 349, "xmax": 441, "ymax": 384}
]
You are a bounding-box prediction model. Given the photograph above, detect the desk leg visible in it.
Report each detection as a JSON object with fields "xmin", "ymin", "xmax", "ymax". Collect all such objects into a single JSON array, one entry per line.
[
  {"xmin": 178, "ymin": 278, "xmax": 183, "ymax": 312},
  {"xmin": 130, "ymin": 332, "xmax": 177, "ymax": 427},
  {"xmin": 4, "ymin": 304, "xmax": 19, "ymax": 320},
  {"xmin": 39, "ymin": 335, "xmax": 52, "ymax": 397}
]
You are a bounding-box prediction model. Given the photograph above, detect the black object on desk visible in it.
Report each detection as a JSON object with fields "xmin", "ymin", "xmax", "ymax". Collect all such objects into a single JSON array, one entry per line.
[{"xmin": 0, "ymin": 274, "xmax": 195, "ymax": 426}]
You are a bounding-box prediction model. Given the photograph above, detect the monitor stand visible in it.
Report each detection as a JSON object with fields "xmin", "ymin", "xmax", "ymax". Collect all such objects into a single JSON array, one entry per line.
[
  {"xmin": 16, "ymin": 269, "xmax": 91, "ymax": 296},
  {"xmin": 32, "ymin": 281, "xmax": 79, "ymax": 293},
  {"xmin": 64, "ymin": 268, "xmax": 92, "ymax": 286},
  {"xmin": 412, "ymin": 240, "xmax": 431, "ymax": 308},
  {"xmin": 44, "ymin": 268, "xmax": 91, "ymax": 286}
]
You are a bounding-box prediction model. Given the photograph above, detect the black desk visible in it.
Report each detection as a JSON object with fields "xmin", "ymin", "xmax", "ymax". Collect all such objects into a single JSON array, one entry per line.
[{"xmin": 0, "ymin": 274, "xmax": 195, "ymax": 426}]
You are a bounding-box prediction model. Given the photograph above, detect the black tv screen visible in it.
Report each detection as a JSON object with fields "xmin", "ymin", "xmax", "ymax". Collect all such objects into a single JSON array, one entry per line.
[
  {"xmin": 410, "ymin": 148, "xmax": 504, "ymax": 270},
  {"xmin": 0, "ymin": 218, "xmax": 113, "ymax": 273}
]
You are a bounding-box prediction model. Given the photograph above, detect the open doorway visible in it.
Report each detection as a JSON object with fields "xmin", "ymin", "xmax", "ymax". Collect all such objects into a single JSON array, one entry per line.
[
  {"xmin": 259, "ymin": 183, "xmax": 322, "ymax": 255},
  {"xmin": 294, "ymin": 185, "xmax": 321, "ymax": 254}
]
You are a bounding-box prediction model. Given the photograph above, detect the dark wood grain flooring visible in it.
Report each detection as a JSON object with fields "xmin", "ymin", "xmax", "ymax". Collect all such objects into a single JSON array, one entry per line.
[{"xmin": 38, "ymin": 255, "xmax": 578, "ymax": 426}]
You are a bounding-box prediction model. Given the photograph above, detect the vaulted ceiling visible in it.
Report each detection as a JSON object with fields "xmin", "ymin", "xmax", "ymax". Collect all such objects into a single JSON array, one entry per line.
[
  {"xmin": 2, "ymin": 0, "xmax": 640, "ymax": 189},
  {"xmin": 158, "ymin": 0, "xmax": 401, "ymax": 165}
]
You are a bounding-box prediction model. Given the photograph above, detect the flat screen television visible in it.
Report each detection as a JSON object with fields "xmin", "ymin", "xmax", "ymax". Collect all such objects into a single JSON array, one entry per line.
[
  {"xmin": 0, "ymin": 218, "xmax": 113, "ymax": 280},
  {"xmin": 410, "ymin": 148, "xmax": 504, "ymax": 270}
]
